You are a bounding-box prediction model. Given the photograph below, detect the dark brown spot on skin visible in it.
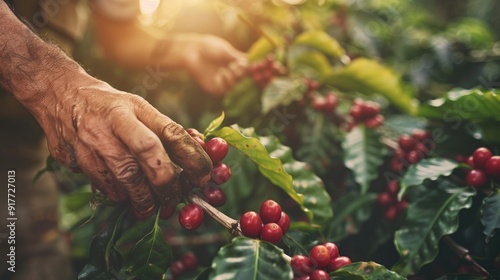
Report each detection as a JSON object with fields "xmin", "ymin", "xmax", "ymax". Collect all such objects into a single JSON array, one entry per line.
[{"xmin": 157, "ymin": 159, "xmax": 161, "ymax": 166}]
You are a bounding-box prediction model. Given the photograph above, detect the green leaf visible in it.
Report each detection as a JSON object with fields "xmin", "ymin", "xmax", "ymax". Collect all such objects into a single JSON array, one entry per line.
[
  {"xmin": 288, "ymin": 48, "xmax": 333, "ymax": 80},
  {"xmin": 326, "ymin": 58, "xmax": 418, "ymax": 115},
  {"xmin": 78, "ymin": 206, "xmax": 127, "ymax": 280},
  {"xmin": 223, "ymin": 77, "xmax": 261, "ymax": 119},
  {"xmin": 342, "ymin": 126, "xmax": 387, "ymax": 194},
  {"xmin": 209, "ymin": 126, "xmax": 302, "ymax": 204},
  {"xmin": 209, "ymin": 126, "xmax": 333, "ymax": 224},
  {"xmin": 208, "ymin": 237, "xmax": 293, "ymax": 280},
  {"xmin": 282, "ymin": 230, "xmax": 320, "ymax": 256},
  {"xmin": 293, "ymin": 30, "xmax": 345, "ymax": 58},
  {"xmin": 481, "ymin": 190, "xmax": 500, "ymax": 242},
  {"xmin": 125, "ymin": 210, "xmax": 173, "ymax": 280},
  {"xmin": 399, "ymin": 158, "xmax": 459, "ymax": 200},
  {"xmin": 331, "ymin": 262, "xmax": 405, "ymax": 280},
  {"xmin": 247, "ymin": 36, "xmax": 281, "ymax": 62},
  {"xmin": 59, "ymin": 186, "xmax": 93, "ymax": 231},
  {"xmin": 296, "ymin": 110, "xmax": 338, "ymax": 177},
  {"xmin": 204, "ymin": 111, "xmax": 225, "ymax": 135},
  {"xmin": 467, "ymin": 121, "xmax": 500, "ymax": 144},
  {"xmin": 261, "ymin": 134, "xmax": 333, "ymax": 225},
  {"xmin": 446, "ymin": 18, "xmax": 495, "ymax": 49},
  {"xmin": 327, "ymin": 192, "xmax": 377, "ymax": 241},
  {"xmin": 393, "ymin": 186, "xmax": 476, "ymax": 276},
  {"xmin": 261, "ymin": 77, "xmax": 306, "ymax": 114},
  {"xmin": 383, "ymin": 115, "xmax": 428, "ymax": 135},
  {"xmin": 419, "ymin": 88, "xmax": 500, "ymax": 121}
]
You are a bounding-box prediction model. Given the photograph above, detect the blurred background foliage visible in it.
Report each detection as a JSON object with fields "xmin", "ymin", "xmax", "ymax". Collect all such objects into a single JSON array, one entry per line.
[{"xmin": 74, "ymin": 0, "xmax": 500, "ymax": 130}]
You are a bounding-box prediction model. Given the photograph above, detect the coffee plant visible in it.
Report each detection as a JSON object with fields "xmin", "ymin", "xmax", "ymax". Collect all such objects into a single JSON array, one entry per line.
[{"xmin": 48, "ymin": 1, "xmax": 500, "ymax": 279}]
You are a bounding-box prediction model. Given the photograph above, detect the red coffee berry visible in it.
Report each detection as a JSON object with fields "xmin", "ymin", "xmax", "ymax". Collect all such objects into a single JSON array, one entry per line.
[
  {"xmin": 323, "ymin": 242, "xmax": 339, "ymax": 260},
  {"xmin": 466, "ymin": 169, "xmax": 488, "ymax": 188},
  {"xmin": 205, "ymin": 137, "xmax": 229, "ymax": 164},
  {"xmin": 397, "ymin": 200, "xmax": 409, "ymax": 211},
  {"xmin": 181, "ymin": 252, "xmax": 198, "ymax": 270},
  {"xmin": 277, "ymin": 211, "xmax": 291, "ymax": 233},
  {"xmin": 349, "ymin": 104, "xmax": 364, "ymax": 120},
  {"xmin": 291, "ymin": 255, "xmax": 314, "ymax": 276},
  {"xmin": 407, "ymin": 150, "xmax": 422, "ymax": 164},
  {"xmin": 211, "ymin": 163, "xmax": 232, "ymax": 185},
  {"xmin": 377, "ymin": 192, "xmax": 394, "ymax": 208},
  {"xmin": 179, "ymin": 204, "xmax": 204, "ymax": 230},
  {"xmin": 309, "ymin": 245, "xmax": 330, "ymax": 268},
  {"xmin": 324, "ymin": 92, "xmax": 338, "ymax": 111},
  {"xmin": 186, "ymin": 128, "xmax": 203, "ymax": 139},
  {"xmin": 192, "ymin": 136, "xmax": 206, "ymax": 150},
  {"xmin": 364, "ymin": 114, "xmax": 384, "ymax": 128},
  {"xmin": 159, "ymin": 205, "xmax": 176, "ymax": 220},
  {"xmin": 312, "ymin": 97, "xmax": 328, "ymax": 112},
  {"xmin": 170, "ymin": 260, "xmax": 185, "ymax": 277},
  {"xmin": 411, "ymin": 129, "xmax": 431, "ymax": 141},
  {"xmin": 203, "ymin": 184, "xmax": 226, "ymax": 207},
  {"xmin": 414, "ymin": 142, "xmax": 431, "ymax": 155},
  {"xmin": 294, "ymin": 275, "xmax": 311, "ymax": 280},
  {"xmin": 240, "ymin": 211, "xmax": 263, "ymax": 238},
  {"xmin": 361, "ymin": 101, "xmax": 380, "ymax": 118},
  {"xmin": 398, "ymin": 135, "xmax": 415, "ymax": 151},
  {"xmin": 386, "ymin": 180, "xmax": 400, "ymax": 195},
  {"xmin": 384, "ymin": 206, "xmax": 398, "ymax": 221},
  {"xmin": 485, "ymin": 156, "xmax": 500, "ymax": 176},
  {"xmin": 327, "ymin": 256, "xmax": 352, "ymax": 272},
  {"xmin": 310, "ymin": 269, "xmax": 329, "ymax": 280},
  {"xmin": 394, "ymin": 149, "xmax": 407, "ymax": 159},
  {"xmin": 260, "ymin": 200, "xmax": 282, "ymax": 224},
  {"xmin": 390, "ymin": 158, "xmax": 405, "ymax": 173},
  {"xmin": 260, "ymin": 223, "xmax": 283, "ymax": 244},
  {"xmin": 473, "ymin": 147, "xmax": 493, "ymax": 168},
  {"xmin": 466, "ymin": 156, "xmax": 475, "ymax": 168},
  {"xmin": 308, "ymin": 80, "xmax": 319, "ymax": 91}
]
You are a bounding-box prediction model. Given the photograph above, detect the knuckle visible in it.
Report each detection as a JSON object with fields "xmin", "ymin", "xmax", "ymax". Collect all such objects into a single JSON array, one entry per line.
[
  {"xmin": 132, "ymin": 133, "xmax": 160, "ymax": 155},
  {"xmin": 115, "ymin": 159, "xmax": 143, "ymax": 185}
]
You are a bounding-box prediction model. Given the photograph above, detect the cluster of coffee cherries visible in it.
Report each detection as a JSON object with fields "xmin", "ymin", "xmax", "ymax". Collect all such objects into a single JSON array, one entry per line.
[
  {"xmin": 311, "ymin": 92, "xmax": 339, "ymax": 114},
  {"xmin": 291, "ymin": 243, "xmax": 351, "ymax": 279},
  {"xmin": 169, "ymin": 251, "xmax": 198, "ymax": 280},
  {"xmin": 172, "ymin": 129, "xmax": 233, "ymax": 230},
  {"xmin": 248, "ymin": 55, "xmax": 287, "ymax": 89},
  {"xmin": 391, "ymin": 129, "xmax": 434, "ymax": 173},
  {"xmin": 347, "ymin": 98, "xmax": 384, "ymax": 130},
  {"xmin": 239, "ymin": 199, "xmax": 290, "ymax": 244},
  {"xmin": 463, "ymin": 147, "xmax": 500, "ymax": 188},
  {"xmin": 376, "ymin": 180, "xmax": 408, "ymax": 221}
]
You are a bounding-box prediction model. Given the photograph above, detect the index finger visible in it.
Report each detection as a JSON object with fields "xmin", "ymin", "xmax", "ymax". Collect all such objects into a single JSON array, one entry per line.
[{"xmin": 131, "ymin": 96, "xmax": 213, "ymax": 188}]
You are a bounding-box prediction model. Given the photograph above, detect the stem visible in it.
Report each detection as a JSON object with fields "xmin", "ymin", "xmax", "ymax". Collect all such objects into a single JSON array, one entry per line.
[
  {"xmin": 187, "ymin": 193, "xmax": 243, "ymax": 237},
  {"xmin": 443, "ymin": 236, "xmax": 492, "ymax": 279}
]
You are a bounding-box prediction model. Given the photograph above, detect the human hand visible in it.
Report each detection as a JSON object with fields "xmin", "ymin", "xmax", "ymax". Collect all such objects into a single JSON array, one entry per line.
[
  {"xmin": 38, "ymin": 79, "xmax": 213, "ymax": 215},
  {"xmin": 183, "ymin": 35, "xmax": 248, "ymax": 96}
]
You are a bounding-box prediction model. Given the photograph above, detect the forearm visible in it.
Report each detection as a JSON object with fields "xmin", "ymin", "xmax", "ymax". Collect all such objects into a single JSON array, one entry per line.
[
  {"xmin": 0, "ymin": 2, "xmax": 97, "ymax": 118},
  {"xmin": 92, "ymin": 11, "xmax": 198, "ymax": 70}
]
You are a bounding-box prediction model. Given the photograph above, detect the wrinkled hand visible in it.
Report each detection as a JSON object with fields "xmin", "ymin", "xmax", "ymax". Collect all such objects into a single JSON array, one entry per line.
[
  {"xmin": 39, "ymin": 80, "xmax": 212, "ymax": 215},
  {"xmin": 183, "ymin": 35, "xmax": 248, "ymax": 96}
]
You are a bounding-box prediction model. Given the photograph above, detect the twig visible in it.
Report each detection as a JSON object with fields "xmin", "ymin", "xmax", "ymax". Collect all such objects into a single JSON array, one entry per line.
[
  {"xmin": 443, "ymin": 236, "xmax": 492, "ymax": 279},
  {"xmin": 187, "ymin": 193, "xmax": 242, "ymax": 237}
]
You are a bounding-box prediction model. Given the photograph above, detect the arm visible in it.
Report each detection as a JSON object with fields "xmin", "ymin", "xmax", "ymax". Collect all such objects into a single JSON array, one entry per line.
[
  {"xmin": 0, "ymin": 2, "xmax": 212, "ymax": 215},
  {"xmin": 92, "ymin": 10, "xmax": 247, "ymax": 96}
]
